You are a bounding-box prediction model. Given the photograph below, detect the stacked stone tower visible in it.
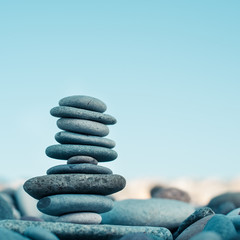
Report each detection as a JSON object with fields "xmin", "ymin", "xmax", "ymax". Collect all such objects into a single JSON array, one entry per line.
[{"xmin": 24, "ymin": 95, "xmax": 126, "ymax": 224}]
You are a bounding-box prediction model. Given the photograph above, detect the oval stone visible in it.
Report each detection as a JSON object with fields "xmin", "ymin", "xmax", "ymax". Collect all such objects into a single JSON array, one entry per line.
[
  {"xmin": 0, "ymin": 220, "xmax": 173, "ymax": 240},
  {"xmin": 23, "ymin": 174, "xmax": 126, "ymax": 200},
  {"xmin": 203, "ymin": 214, "xmax": 237, "ymax": 240},
  {"xmin": 59, "ymin": 95, "xmax": 107, "ymax": 113},
  {"xmin": 46, "ymin": 164, "xmax": 112, "ymax": 175},
  {"xmin": 67, "ymin": 156, "xmax": 98, "ymax": 165},
  {"xmin": 207, "ymin": 192, "xmax": 240, "ymax": 212},
  {"xmin": 55, "ymin": 131, "xmax": 115, "ymax": 148},
  {"xmin": 37, "ymin": 194, "xmax": 114, "ymax": 215},
  {"xmin": 45, "ymin": 144, "xmax": 118, "ymax": 162},
  {"xmin": 57, "ymin": 118, "xmax": 109, "ymax": 137},
  {"xmin": 51, "ymin": 106, "xmax": 116, "ymax": 125},
  {"xmin": 101, "ymin": 199, "xmax": 195, "ymax": 230},
  {"xmin": 57, "ymin": 212, "xmax": 102, "ymax": 224}
]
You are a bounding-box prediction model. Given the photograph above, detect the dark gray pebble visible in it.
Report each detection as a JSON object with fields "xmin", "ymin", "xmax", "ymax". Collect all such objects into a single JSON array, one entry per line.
[
  {"xmin": 55, "ymin": 131, "xmax": 115, "ymax": 148},
  {"xmin": 23, "ymin": 174, "xmax": 126, "ymax": 199},
  {"xmin": 207, "ymin": 192, "xmax": 240, "ymax": 212},
  {"xmin": 67, "ymin": 155, "xmax": 98, "ymax": 164},
  {"xmin": 51, "ymin": 106, "xmax": 116, "ymax": 124},
  {"xmin": 47, "ymin": 164, "xmax": 112, "ymax": 175},
  {"xmin": 215, "ymin": 201, "xmax": 236, "ymax": 214},
  {"xmin": 59, "ymin": 95, "xmax": 107, "ymax": 113},
  {"xmin": 46, "ymin": 144, "xmax": 117, "ymax": 162},
  {"xmin": 151, "ymin": 186, "xmax": 191, "ymax": 203}
]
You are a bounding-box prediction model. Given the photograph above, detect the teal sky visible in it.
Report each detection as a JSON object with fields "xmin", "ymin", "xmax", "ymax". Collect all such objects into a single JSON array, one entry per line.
[{"xmin": 0, "ymin": 1, "xmax": 239, "ymax": 182}]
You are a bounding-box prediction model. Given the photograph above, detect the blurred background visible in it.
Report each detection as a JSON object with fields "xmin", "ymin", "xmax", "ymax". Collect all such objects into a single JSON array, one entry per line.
[{"xmin": 0, "ymin": 1, "xmax": 239, "ymax": 203}]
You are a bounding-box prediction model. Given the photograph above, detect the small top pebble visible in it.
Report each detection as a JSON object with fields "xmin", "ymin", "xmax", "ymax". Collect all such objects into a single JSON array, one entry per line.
[{"xmin": 59, "ymin": 95, "xmax": 107, "ymax": 113}]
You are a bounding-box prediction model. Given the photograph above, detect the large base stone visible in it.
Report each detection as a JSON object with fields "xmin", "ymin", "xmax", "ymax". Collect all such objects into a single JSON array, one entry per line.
[{"xmin": 0, "ymin": 220, "xmax": 173, "ymax": 240}]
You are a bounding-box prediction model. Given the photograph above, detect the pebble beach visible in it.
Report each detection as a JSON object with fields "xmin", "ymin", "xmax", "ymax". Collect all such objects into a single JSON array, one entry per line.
[{"xmin": 0, "ymin": 95, "xmax": 239, "ymax": 240}]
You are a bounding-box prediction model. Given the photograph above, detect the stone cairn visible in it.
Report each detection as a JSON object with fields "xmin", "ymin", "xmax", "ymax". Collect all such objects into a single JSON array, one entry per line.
[{"xmin": 24, "ymin": 95, "xmax": 126, "ymax": 224}]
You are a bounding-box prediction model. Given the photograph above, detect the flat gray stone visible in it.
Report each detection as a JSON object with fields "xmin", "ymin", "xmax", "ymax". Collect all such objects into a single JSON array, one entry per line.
[
  {"xmin": 47, "ymin": 164, "xmax": 112, "ymax": 175},
  {"xmin": 37, "ymin": 194, "xmax": 114, "ymax": 215},
  {"xmin": 67, "ymin": 156, "xmax": 98, "ymax": 165},
  {"xmin": 57, "ymin": 118, "xmax": 109, "ymax": 137},
  {"xmin": 57, "ymin": 212, "xmax": 102, "ymax": 224},
  {"xmin": 24, "ymin": 226, "xmax": 60, "ymax": 240},
  {"xmin": 51, "ymin": 106, "xmax": 116, "ymax": 125},
  {"xmin": 0, "ymin": 227, "xmax": 30, "ymax": 240},
  {"xmin": 0, "ymin": 220, "xmax": 173, "ymax": 240},
  {"xmin": 59, "ymin": 95, "xmax": 107, "ymax": 113},
  {"xmin": 101, "ymin": 199, "xmax": 195, "ymax": 230},
  {"xmin": 55, "ymin": 131, "xmax": 115, "ymax": 148},
  {"xmin": 24, "ymin": 174, "xmax": 126, "ymax": 200},
  {"xmin": 46, "ymin": 144, "xmax": 117, "ymax": 162}
]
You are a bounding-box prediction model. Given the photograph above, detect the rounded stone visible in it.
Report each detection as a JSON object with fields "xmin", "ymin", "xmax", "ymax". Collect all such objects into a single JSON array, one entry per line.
[
  {"xmin": 51, "ymin": 106, "xmax": 116, "ymax": 125},
  {"xmin": 67, "ymin": 156, "xmax": 98, "ymax": 165},
  {"xmin": 37, "ymin": 194, "xmax": 114, "ymax": 216},
  {"xmin": 24, "ymin": 226, "xmax": 60, "ymax": 240},
  {"xmin": 207, "ymin": 192, "xmax": 240, "ymax": 212},
  {"xmin": 46, "ymin": 144, "xmax": 118, "ymax": 162},
  {"xmin": 55, "ymin": 131, "xmax": 115, "ymax": 148},
  {"xmin": 216, "ymin": 201, "xmax": 236, "ymax": 214},
  {"xmin": 57, "ymin": 118, "xmax": 109, "ymax": 137},
  {"xmin": 59, "ymin": 95, "xmax": 107, "ymax": 113},
  {"xmin": 151, "ymin": 186, "xmax": 191, "ymax": 203},
  {"xmin": 203, "ymin": 214, "xmax": 237, "ymax": 240},
  {"xmin": 47, "ymin": 164, "xmax": 112, "ymax": 175},
  {"xmin": 56, "ymin": 212, "xmax": 102, "ymax": 224},
  {"xmin": 23, "ymin": 174, "xmax": 126, "ymax": 200},
  {"xmin": 101, "ymin": 199, "xmax": 195, "ymax": 230}
]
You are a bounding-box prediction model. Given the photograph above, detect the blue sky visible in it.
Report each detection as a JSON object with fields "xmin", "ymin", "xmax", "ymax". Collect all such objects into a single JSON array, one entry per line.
[{"xmin": 0, "ymin": 1, "xmax": 239, "ymax": 181}]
